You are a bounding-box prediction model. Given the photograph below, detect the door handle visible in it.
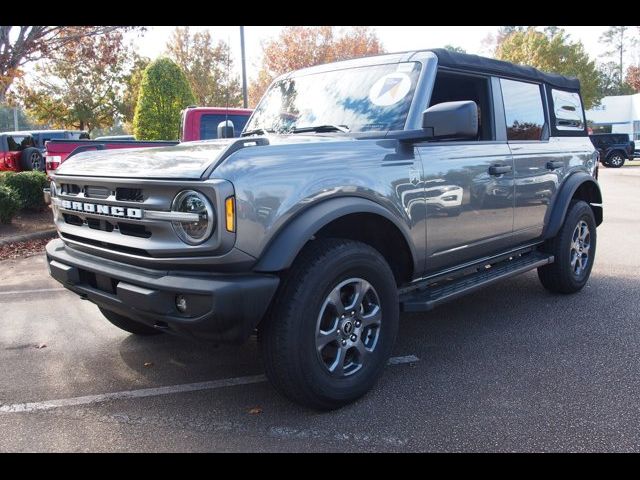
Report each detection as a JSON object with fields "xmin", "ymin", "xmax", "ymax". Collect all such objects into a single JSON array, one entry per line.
[
  {"xmin": 546, "ymin": 160, "xmax": 564, "ymax": 170},
  {"xmin": 488, "ymin": 164, "xmax": 512, "ymax": 176}
]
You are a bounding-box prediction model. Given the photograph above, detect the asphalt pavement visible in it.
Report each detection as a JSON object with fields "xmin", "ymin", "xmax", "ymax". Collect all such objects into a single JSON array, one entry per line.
[{"xmin": 0, "ymin": 164, "xmax": 639, "ymax": 452}]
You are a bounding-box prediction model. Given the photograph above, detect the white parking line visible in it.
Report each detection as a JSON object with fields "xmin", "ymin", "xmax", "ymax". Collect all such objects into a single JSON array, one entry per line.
[
  {"xmin": 0, "ymin": 287, "xmax": 66, "ymax": 296},
  {"xmin": 0, "ymin": 355, "xmax": 419, "ymax": 414}
]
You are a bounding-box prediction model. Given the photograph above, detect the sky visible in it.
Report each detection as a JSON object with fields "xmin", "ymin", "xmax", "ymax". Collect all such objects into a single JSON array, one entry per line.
[{"xmin": 130, "ymin": 26, "xmax": 620, "ymax": 82}]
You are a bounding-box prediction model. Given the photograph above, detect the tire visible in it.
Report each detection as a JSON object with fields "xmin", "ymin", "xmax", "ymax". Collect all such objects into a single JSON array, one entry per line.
[
  {"xmin": 99, "ymin": 307, "xmax": 162, "ymax": 335},
  {"xmin": 20, "ymin": 147, "xmax": 44, "ymax": 172},
  {"xmin": 537, "ymin": 200, "xmax": 597, "ymax": 294},
  {"xmin": 605, "ymin": 151, "xmax": 625, "ymax": 168},
  {"xmin": 258, "ymin": 238, "xmax": 399, "ymax": 410}
]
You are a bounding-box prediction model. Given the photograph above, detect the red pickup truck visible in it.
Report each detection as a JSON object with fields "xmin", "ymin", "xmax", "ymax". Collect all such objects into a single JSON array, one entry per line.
[{"xmin": 44, "ymin": 107, "xmax": 252, "ymax": 173}]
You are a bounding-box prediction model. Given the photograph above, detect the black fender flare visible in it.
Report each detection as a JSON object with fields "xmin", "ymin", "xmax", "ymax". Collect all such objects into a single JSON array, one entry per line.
[
  {"xmin": 253, "ymin": 196, "xmax": 418, "ymax": 274},
  {"xmin": 543, "ymin": 172, "xmax": 603, "ymax": 240}
]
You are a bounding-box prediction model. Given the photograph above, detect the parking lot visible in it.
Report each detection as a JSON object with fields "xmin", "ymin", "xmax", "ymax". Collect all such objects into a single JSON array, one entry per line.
[{"xmin": 1, "ymin": 164, "xmax": 639, "ymax": 452}]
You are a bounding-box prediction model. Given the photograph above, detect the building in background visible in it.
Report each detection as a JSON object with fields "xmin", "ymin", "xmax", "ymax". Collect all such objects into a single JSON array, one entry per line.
[{"xmin": 586, "ymin": 94, "xmax": 640, "ymax": 141}]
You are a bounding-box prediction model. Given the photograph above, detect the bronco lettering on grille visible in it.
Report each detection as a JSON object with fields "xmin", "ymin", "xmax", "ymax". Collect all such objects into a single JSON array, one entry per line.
[{"xmin": 60, "ymin": 200, "xmax": 142, "ymax": 219}]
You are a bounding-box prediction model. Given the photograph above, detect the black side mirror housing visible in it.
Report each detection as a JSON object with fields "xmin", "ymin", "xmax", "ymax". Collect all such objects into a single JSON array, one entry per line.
[
  {"xmin": 396, "ymin": 100, "xmax": 478, "ymax": 143},
  {"xmin": 422, "ymin": 100, "xmax": 478, "ymax": 139},
  {"xmin": 217, "ymin": 120, "xmax": 235, "ymax": 139}
]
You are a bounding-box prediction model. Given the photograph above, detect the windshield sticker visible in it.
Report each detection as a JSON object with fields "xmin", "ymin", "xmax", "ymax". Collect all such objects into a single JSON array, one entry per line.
[{"xmin": 369, "ymin": 73, "xmax": 411, "ymax": 107}]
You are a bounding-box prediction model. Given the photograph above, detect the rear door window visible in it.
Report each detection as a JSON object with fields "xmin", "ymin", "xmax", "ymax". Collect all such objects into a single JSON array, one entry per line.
[{"xmin": 500, "ymin": 79, "xmax": 545, "ymax": 141}]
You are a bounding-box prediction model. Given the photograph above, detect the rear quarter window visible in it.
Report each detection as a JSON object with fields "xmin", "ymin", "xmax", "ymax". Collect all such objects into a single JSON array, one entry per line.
[{"xmin": 551, "ymin": 89, "xmax": 585, "ymax": 131}]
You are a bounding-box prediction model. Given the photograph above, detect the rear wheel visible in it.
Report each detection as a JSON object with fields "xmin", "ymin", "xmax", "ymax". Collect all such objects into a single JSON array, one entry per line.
[
  {"xmin": 259, "ymin": 238, "xmax": 399, "ymax": 410},
  {"xmin": 20, "ymin": 147, "xmax": 44, "ymax": 171},
  {"xmin": 99, "ymin": 307, "xmax": 162, "ymax": 335},
  {"xmin": 605, "ymin": 151, "xmax": 625, "ymax": 168},
  {"xmin": 537, "ymin": 200, "xmax": 597, "ymax": 294}
]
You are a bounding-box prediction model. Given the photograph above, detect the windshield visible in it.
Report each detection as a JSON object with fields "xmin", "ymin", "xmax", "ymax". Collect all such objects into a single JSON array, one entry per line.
[{"xmin": 246, "ymin": 62, "xmax": 421, "ymax": 134}]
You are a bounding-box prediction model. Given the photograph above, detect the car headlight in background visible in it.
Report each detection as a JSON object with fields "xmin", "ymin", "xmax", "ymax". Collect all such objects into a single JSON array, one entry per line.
[{"xmin": 171, "ymin": 190, "xmax": 215, "ymax": 245}]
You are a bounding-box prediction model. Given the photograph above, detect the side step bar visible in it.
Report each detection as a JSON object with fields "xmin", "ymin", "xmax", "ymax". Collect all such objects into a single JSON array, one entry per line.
[{"xmin": 400, "ymin": 251, "xmax": 554, "ymax": 312}]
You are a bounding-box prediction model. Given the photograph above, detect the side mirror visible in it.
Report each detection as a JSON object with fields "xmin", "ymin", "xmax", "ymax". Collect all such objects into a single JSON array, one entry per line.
[
  {"xmin": 422, "ymin": 100, "xmax": 478, "ymax": 139},
  {"xmin": 217, "ymin": 120, "xmax": 235, "ymax": 139}
]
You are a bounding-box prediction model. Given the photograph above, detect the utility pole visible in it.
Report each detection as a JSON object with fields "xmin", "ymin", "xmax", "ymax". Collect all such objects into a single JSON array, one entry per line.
[
  {"xmin": 240, "ymin": 26, "xmax": 248, "ymax": 108},
  {"xmin": 13, "ymin": 106, "xmax": 18, "ymax": 131}
]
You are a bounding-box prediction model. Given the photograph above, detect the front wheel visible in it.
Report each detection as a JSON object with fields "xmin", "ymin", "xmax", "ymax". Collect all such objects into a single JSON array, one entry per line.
[
  {"xmin": 259, "ymin": 238, "xmax": 399, "ymax": 410},
  {"xmin": 606, "ymin": 152, "xmax": 625, "ymax": 168},
  {"xmin": 20, "ymin": 147, "xmax": 44, "ymax": 171},
  {"xmin": 537, "ymin": 200, "xmax": 597, "ymax": 294}
]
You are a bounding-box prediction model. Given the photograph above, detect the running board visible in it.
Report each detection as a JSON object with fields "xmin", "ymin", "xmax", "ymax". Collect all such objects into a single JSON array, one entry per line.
[{"xmin": 400, "ymin": 252, "xmax": 554, "ymax": 312}]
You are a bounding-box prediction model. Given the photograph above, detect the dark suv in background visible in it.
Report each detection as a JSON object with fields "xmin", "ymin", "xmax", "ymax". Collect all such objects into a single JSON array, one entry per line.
[{"xmin": 589, "ymin": 133, "xmax": 636, "ymax": 168}]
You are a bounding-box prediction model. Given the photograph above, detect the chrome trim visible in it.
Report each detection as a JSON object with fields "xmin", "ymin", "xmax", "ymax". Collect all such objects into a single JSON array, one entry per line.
[{"xmin": 144, "ymin": 211, "xmax": 200, "ymax": 222}]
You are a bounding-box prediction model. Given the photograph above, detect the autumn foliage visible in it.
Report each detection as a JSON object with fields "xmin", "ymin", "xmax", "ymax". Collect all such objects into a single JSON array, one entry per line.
[
  {"xmin": 249, "ymin": 26, "xmax": 384, "ymax": 106},
  {"xmin": 626, "ymin": 65, "xmax": 640, "ymax": 93}
]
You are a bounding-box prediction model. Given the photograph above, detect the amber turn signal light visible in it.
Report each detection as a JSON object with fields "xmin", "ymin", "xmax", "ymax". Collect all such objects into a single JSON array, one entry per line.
[{"xmin": 225, "ymin": 196, "xmax": 235, "ymax": 232}]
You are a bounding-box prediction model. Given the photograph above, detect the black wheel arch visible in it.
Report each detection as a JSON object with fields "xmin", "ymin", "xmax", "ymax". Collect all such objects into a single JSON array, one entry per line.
[
  {"xmin": 253, "ymin": 196, "xmax": 418, "ymax": 284},
  {"xmin": 543, "ymin": 172, "xmax": 603, "ymax": 240}
]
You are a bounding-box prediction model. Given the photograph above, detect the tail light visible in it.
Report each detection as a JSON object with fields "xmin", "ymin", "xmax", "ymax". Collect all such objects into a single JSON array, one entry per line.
[{"xmin": 46, "ymin": 155, "xmax": 62, "ymax": 172}]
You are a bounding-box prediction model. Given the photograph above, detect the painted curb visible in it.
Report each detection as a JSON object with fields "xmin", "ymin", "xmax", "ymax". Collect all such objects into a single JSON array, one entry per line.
[{"xmin": 0, "ymin": 229, "xmax": 57, "ymax": 246}]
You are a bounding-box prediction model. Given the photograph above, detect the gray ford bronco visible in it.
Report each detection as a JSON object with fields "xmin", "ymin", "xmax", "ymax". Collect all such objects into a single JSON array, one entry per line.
[{"xmin": 46, "ymin": 49, "xmax": 602, "ymax": 409}]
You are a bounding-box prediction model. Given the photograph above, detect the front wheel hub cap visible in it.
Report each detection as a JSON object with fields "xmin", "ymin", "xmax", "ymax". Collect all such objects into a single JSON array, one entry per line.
[
  {"xmin": 570, "ymin": 220, "xmax": 591, "ymax": 276},
  {"xmin": 315, "ymin": 278, "xmax": 382, "ymax": 377}
]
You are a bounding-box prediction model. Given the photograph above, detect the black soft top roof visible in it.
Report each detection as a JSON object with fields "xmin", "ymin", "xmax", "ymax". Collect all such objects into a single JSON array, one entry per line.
[{"xmin": 429, "ymin": 48, "xmax": 580, "ymax": 91}]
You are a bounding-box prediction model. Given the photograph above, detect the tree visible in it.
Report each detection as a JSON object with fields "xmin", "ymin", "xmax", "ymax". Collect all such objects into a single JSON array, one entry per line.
[
  {"xmin": 597, "ymin": 61, "xmax": 634, "ymax": 97},
  {"xmin": 496, "ymin": 28, "xmax": 601, "ymax": 108},
  {"xmin": 249, "ymin": 26, "xmax": 384, "ymax": 106},
  {"xmin": 0, "ymin": 105, "xmax": 42, "ymax": 132},
  {"xmin": 133, "ymin": 58, "xmax": 195, "ymax": 140},
  {"xmin": 121, "ymin": 54, "xmax": 150, "ymax": 131},
  {"xmin": 166, "ymin": 27, "xmax": 242, "ymax": 107},
  {"xmin": 0, "ymin": 26, "xmax": 140, "ymax": 103},
  {"xmin": 600, "ymin": 26, "xmax": 637, "ymax": 90},
  {"xmin": 17, "ymin": 30, "xmax": 131, "ymax": 133},
  {"xmin": 626, "ymin": 65, "xmax": 640, "ymax": 93}
]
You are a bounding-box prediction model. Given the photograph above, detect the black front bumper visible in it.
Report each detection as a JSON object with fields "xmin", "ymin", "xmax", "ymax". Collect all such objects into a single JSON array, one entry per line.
[{"xmin": 46, "ymin": 239, "xmax": 280, "ymax": 344}]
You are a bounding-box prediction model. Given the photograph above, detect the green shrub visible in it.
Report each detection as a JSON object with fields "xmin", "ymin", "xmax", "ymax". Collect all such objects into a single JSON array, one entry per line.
[
  {"xmin": 0, "ymin": 185, "xmax": 20, "ymax": 224},
  {"xmin": 4, "ymin": 171, "xmax": 49, "ymax": 210},
  {"xmin": 133, "ymin": 57, "xmax": 196, "ymax": 140},
  {"xmin": 0, "ymin": 171, "xmax": 16, "ymax": 185}
]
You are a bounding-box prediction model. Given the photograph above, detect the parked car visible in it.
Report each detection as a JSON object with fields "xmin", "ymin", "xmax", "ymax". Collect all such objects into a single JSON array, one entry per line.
[
  {"xmin": 45, "ymin": 49, "xmax": 602, "ymax": 410},
  {"xmin": 6, "ymin": 129, "xmax": 90, "ymax": 153},
  {"xmin": 0, "ymin": 132, "xmax": 44, "ymax": 171},
  {"xmin": 589, "ymin": 133, "xmax": 635, "ymax": 168},
  {"xmin": 44, "ymin": 107, "xmax": 253, "ymax": 173}
]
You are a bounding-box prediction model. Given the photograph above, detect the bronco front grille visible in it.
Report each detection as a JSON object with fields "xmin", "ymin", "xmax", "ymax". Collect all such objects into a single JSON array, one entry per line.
[
  {"xmin": 61, "ymin": 232, "xmax": 151, "ymax": 257},
  {"xmin": 116, "ymin": 187, "xmax": 143, "ymax": 202},
  {"xmin": 51, "ymin": 175, "xmax": 233, "ymax": 260}
]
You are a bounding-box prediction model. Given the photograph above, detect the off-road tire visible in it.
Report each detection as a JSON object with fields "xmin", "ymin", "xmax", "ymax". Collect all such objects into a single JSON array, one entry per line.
[
  {"xmin": 258, "ymin": 238, "xmax": 399, "ymax": 410},
  {"xmin": 537, "ymin": 200, "xmax": 597, "ymax": 294},
  {"xmin": 605, "ymin": 151, "xmax": 626, "ymax": 168}
]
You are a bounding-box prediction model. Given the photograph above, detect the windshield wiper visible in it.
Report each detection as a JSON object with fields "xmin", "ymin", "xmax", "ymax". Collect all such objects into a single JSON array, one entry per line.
[
  {"xmin": 241, "ymin": 128, "xmax": 275, "ymax": 137},
  {"xmin": 291, "ymin": 124, "xmax": 350, "ymax": 134}
]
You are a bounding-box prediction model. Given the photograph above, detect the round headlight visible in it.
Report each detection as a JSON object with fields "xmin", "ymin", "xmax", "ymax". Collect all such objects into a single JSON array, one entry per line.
[{"xmin": 171, "ymin": 190, "xmax": 214, "ymax": 245}]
